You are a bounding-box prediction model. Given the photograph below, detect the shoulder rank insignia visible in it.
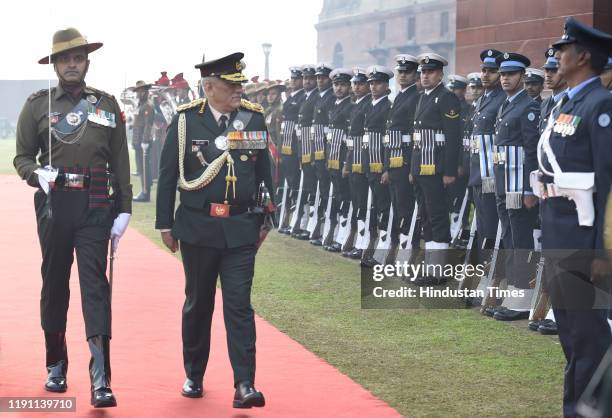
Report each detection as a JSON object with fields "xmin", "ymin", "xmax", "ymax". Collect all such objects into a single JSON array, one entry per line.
[
  {"xmin": 445, "ymin": 109, "xmax": 459, "ymax": 119},
  {"xmin": 177, "ymin": 98, "xmax": 206, "ymax": 113},
  {"xmin": 28, "ymin": 89, "xmax": 49, "ymax": 101},
  {"xmin": 240, "ymin": 99, "xmax": 264, "ymax": 114}
]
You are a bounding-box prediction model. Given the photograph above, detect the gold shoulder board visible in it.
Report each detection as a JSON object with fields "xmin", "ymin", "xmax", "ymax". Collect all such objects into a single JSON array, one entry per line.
[
  {"xmin": 177, "ymin": 98, "xmax": 206, "ymax": 113},
  {"xmin": 240, "ymin": 99, "xmax": 264, "ymax": 114}
]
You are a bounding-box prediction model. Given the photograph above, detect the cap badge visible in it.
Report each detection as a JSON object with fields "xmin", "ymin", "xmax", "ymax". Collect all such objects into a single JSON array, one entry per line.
[
  {"xmin": 424, "ymin": 56, "xmax": 430, "ymax": 63},
  {"xmin": 503, "ymin": 53, "xmax": 509, "ymax": 59},
  {"xmin": 488, "ymin": 50, "xmax": 493, "ymax": 56}
]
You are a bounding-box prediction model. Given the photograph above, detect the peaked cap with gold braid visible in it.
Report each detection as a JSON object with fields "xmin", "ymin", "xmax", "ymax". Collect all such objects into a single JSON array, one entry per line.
[{"xmin": 195, "ymin": 52, "xmax": 248, "ymax": 83}]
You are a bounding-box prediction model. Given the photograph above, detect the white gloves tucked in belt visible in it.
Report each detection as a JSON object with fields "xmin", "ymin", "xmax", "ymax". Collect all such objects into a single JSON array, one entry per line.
[
  {"xmin": 34, "ymin": 166, "xmax": 59, "ymax": 194},
  {"xmin": 111, "ymin": 213, "xmax": 131, "ymax": 254}
]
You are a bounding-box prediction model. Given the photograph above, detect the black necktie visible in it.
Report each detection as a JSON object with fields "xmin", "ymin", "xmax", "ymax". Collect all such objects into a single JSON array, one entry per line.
[{"xmin": 219, "ymin": 115, "xmax": 228, "ymax": 131}]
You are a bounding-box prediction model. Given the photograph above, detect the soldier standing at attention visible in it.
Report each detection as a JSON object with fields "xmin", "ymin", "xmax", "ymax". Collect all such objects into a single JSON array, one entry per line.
[
  {"xmin": 524, "ymin": 68, "xmax": 545, "ymax": 103},
  {"xmin": 410, "ymin": 53, "xmax": 461, "ymax": 285},
  {"xmin": 131, "ymin": 80, "xmax": 154, "ymax": 202},
  {"xmin": 156, "ymin": 52, "xmax": 274, "ymax": 408},
  {"xmin": 534, "ymin": 18, "xmax": 612, "ymax": 417},
  {"xmin": 14, "ymin": 28, "xmax": 132, "ymax": 408}
]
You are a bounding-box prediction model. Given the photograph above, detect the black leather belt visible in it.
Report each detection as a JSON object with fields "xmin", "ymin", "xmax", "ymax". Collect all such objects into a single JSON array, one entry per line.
[{"xmin": 206, "ymin": 204, "xmax": 253, "ymax": 216}]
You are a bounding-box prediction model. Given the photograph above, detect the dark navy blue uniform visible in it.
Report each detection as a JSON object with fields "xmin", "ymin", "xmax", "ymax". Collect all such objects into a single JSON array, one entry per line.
[
  {"xmin": 326, "ymin": 96, "xmax": 352, "ymax": 222},
  {"xmin": 311, "ymin": 88, "xmax": 335, "ymax": 218},
  {"xmin": 297, "ymin": 89, "xmax": 319, "ymax": 207},
  {"xmin": 493, "ymin": 89, "xmax": 540, "ymax": 288},
  {"xmin": 346, "ymin": 94, "xmax": 371, "ymax": 231},
  {"xmin": 280, "ymin": 88, "xmax": 306, "ymax": 200},
  {"xmin": 470, "ymin": 85, "xmax": 505, "ymax": 246}
]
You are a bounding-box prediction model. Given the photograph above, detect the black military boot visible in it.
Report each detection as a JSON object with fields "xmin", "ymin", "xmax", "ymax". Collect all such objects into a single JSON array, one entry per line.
[
  {"xmin": 233, "ymin": 381, "xmax": 265, "ymax": 408},
  {"xmin": 44, "ymin": 332, "xmax": 68, "ymax": 393},
  {"xmin": 88, "ymin": 335, "xmax": 116, "ymax": 408},
  {"xmin": 133, "ymin": 191, "xmax": 150, "ymax": 202}
]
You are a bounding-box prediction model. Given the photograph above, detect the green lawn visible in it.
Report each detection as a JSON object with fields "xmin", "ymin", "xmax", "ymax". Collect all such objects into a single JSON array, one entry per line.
[{"xmin": 2, "ymin": 137, "xmax": 565, "ymax": 417}]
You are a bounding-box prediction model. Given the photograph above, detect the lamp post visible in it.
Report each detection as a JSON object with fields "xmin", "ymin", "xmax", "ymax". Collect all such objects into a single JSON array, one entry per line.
[{"xmin": 262, "ymin": 43, "xmax": 272, "ymax": 80}]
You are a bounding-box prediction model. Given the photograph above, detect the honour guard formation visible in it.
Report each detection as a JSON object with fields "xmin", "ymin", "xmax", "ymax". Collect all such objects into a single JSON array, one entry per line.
[{"xmin": 12, "ymin": 15, "xmax": 612, "ymax": 417}]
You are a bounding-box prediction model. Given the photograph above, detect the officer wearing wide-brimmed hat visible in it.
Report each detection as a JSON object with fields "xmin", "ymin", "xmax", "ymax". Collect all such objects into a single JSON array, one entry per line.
[
  {"xmin": 278, "ymin": 67, "xmax": 306, "ymax": 233},
  {"xmin": 533, "ymin": 17, "xmax": 612, "ymax": 418},
  {"xmin": 360, "ymin": 65, "xmax": 393, "ymax": 267},
  {"xmin": 264, "ymin": 80, "xmax": 285, "ymax": 192},
  {"xmin": 384, "ymin": 54, "xmax": 420, "ymax": 262},
  {"xmin": 410, "ymin": 52, "xmax": 461, "ymax": 285},
  {"xmin": 343, "ymin": 67, "xmax": 372, "ymax": 258},
  {"xmin": 131, "ymin": 80, "xmax": 154, "ymax": 202},
  {"xmin": 14, "ymin": 27, "xmax": 132, "ymax": 408},
  {"xmin": 524, "ymin": 67, "xmax": 545, "ymax": 102},
  {"xmin": 155, "ymin": 52, "xmax": 273, "ymax": 408}
]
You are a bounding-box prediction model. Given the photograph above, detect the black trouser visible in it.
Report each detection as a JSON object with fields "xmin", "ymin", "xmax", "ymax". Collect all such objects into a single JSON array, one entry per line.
[
  {"xmin": 281, "ymin": 153, "xmax": 300, "ymax": 198},
  {"xmin": 473, "ymin": 186, "xmax": 499, "ymax": 244},
  {"xmin": 329, "ymin": 169, "xmax": 350, "ymax": 220},
  {"xmin": 313, "ymin": 159, "xmax": 331, "ymax": 217},
  {"xmin": 34, "ymin": 189, "xmax": 113, "ymax": 339},
  {"xmin": 180, "ymin": 242, "xmax": 257, "ymax": 386},
  {"xmin": 495, "ymin": 194, "xmax": 538, "ymax": 288},
  {"xmin": 349, "ymin": 172, "xmax": 368, "ymax": 229},
  {"xmin": 366, "ymin": 173, "xmax": 390, "ymax": 232},
  {"xmin": 413, "ymin": 174, "xmax": 450, "ymax": 243},
  {"xmin": 388, "ymin": 164, "xmax": 415, "ymax": 243},
  {"xmin": 134, "ymin": 143, "xmax": 152, "ymax": 194}
]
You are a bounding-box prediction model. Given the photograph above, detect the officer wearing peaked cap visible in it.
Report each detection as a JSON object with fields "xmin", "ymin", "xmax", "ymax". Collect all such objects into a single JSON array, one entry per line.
[
  {"xmin": 524, "ymin": 68, "xmax": 545, "ymax": 102},
  {"xmin": 309, "ymin": 62, "xmax": 336, "ymax": 245},
  {"xmin": 292, "ymin": 64, "xmax": 319, "ymax": 239},
  {"xmin": 540, "ymin": 47, "xmax": 567, "ymax": 134},
  {"xmin": 360, "ymin": 65, "xmax": 393, "ymax": 266},
  {"xmin": 410, "ymin": 52, "xmax": 461, "ymax": 285},
  {"xmin": 469, "ymin": 49, "xmax": 504, "ymax": 254},
  {"xmin": 384, "ymin": 54, "xmax": 420, "ymax": 261},
  {"xmin": 601, "ymin": 56, "xmax": 612, "ymax": 90},
  {"xmin": 155, "ymin": 52, "xmax": 274, "ymax": 408},
  {"xmin": 278, "ymin": 67, "xmax": 306, "ymax": 233},
  {"xmin": 323, "ymin": 68, "xmax": 353, "ymax": 251},
  {"xmin": 486, "ymin": 52, "xmax": 540, "ymax": 321},
  {"xmin": 534, "ymin": 16, "xmax": 612, "ymax": 418},
  {"xmin": 343, "ymin": 68, "xmax": 372, "ymax": 258}
]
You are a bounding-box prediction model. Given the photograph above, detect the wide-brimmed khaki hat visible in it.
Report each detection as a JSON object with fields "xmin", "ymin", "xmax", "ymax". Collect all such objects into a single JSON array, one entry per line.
[
  {"xmin": 39, "ymin": 27, "xmax": 103, "ymax": 64},
  {"xmin": 131, "ymin": 80, "xmax": 152, "ymax": 91}
]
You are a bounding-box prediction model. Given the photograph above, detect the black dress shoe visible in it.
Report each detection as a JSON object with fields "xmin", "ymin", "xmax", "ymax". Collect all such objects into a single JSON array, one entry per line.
[
  {"xmin": 181, "ymin": 378, "xmax": 203, "ymax": 398},
  {"xmin": 360, "ymin": 256, "xmax": 379, "ymax": 268},
  {"xmin": 293, "ymin": 231, "xmax": 310, "ymax": 240},
  {"xmin": 45, "ymin": 360, "xmax": 68, "ymax": 392},
  {"xmin": 133, "ymin": 192, "xmax": 150, "ymax": 202},
  {"xmin": 347, "ymin": 249, "xmax": 362, "ymax": 259},
  {"xmin": 278, "ymin": 226, "xmax": 291, "ymax": 235},
  {"xmin": 326, "ymin": 242, "xmax": 342, "ymax": 252},
  {"xmin": 493, "ymin": 308, "xmax": 530, "ymax": 321},
  {"xmin": 528, "ymin": 319, "xmax": 543, "ymax": 331},
  {"xmin": 310, "ymin": 238, "xmax": 323, "ymax": 246},
  {"xmin": 482, "ymin": 306, "xmax": 504, "ymax": 317},
  {"xmin": 538, "ymin": 319, "xmax": 558, "ymax": 335},
  {"xmin": 233, "ymin": 381, "xmax": 265, "ymax": 409}
]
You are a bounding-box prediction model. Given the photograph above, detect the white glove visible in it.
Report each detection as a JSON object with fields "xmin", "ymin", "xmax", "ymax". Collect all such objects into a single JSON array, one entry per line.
[
  {"xmin": 110, "ymin": 213, "xmax": 131, "ymax": 254},
  {"xmin": 34, "ymin": 166, "xmax": 58, "ymax": 194}
]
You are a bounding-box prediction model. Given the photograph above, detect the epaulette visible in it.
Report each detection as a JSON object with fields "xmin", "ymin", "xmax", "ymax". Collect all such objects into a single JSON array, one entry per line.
[
  {"xmin": 27, "ymin": 89, "xmax": 49, "ymax": 101},
  {"xmin": 85, "ymin": 86, "xmax": 114, "ymax": 98},
  {"xmin": 240, "ymin": 99, "xmax": 264, "ymax": 114},
  {"xmin": 177, "ymin": 98, "xmax": 205, "ymax": 113}
]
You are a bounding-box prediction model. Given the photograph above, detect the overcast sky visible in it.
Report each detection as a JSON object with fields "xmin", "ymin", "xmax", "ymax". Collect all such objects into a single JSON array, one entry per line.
[{"xmin": 1, "ymin": 0, "xmax": 323, "ymax": 97}]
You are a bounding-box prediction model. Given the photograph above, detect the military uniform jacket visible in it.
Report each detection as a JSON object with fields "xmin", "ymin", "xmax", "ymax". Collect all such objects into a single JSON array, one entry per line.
[
  {"xmin": 346, "ymin": 94, "xmax": 371, "ymax": 174},
  {"xmin": 265, "ymin": 100, "xmax": 283, "ymax": 148},
  {"xmin": 460, "ymin": 101, "xmax": 475, "ymax": 176},
  {"xmin": 364, "ymin": 96, "xmax": 391, "ymax": 174},
  {"xmin": 132, "ymin": 99, "xmax": 154, "ymax": 146},
  {"xmin": 155, "ymin": 100, "xmax": 274, "ymax": 249},
  {"xmin": 297, "ymin": 89, "xmax": 320, "ymax": 163},
  {"xmin": 280, "ymin": 89, "xmax": 305, "ymax": 156},
  {"xmin": 469, "ymin": 85, "xmax": 506, "ymax": 188},
  {"xmin": 14, "ymin": 83, "xmax": 132, "ymax": 213},
  {"xmin": 540, "ymin": 78, "xmax": 612, "ymax": 249},
  {"xmin": 410, "ymin": 82, "xmax": 461, "ymax": 177},
  {"xmin": 326, "ymin": 96, "xmax": 353, "ymax": 171},
  {"xmin": 539, "ymin": 95, "xmax": 556, "ymax": 134},
  {"xmin": 385, "ymin": 85, "xmax": 418, "ymax": 170},
  {"xmin": 311, "ymin": 88, "xmax": 335, "ymax": 160}
]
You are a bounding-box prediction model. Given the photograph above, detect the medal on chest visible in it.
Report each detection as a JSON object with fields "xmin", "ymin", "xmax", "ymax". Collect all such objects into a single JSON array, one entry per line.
[{"xmin": 553, "ymin": 113, "xmax": 581, "ymax": 137}]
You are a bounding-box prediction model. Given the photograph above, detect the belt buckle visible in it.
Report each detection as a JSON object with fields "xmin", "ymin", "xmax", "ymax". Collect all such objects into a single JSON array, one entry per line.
[
  {"xmin": 210, "ymin": 203, "xmax": 230, "ymax": 218},
  {"xmin": 65, "ymin": 173, "xmax": 85, "ymax": 189}
]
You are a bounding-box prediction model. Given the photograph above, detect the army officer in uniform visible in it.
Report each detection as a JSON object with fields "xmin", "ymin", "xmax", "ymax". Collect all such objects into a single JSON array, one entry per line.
[{"xmin": 155, "ymin": 52, "xmax": 274, "ymax": 408}]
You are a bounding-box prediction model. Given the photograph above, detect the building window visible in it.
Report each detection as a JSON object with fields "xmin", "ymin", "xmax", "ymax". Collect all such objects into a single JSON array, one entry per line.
[
  {"xmin": 333, "ymin": 43, "xmax": 344, "ymax": 67},
  {"xmin": 379, "ymin": 22, "xmax": 386, "ymax": 43},
  {"xmin": 406, "ymin": 16, "xmax": 416, "ymax": 40},
  {"xmin": 440, "ymin": 11, "xmax": 449, "ymax": 36}
]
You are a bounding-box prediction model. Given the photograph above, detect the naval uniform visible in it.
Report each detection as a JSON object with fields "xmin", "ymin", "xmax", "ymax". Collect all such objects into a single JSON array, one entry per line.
[
  {"xmin": 155, "ymin": 98, "xmax": 274, "ymax": 386},
  {"xmin": 297, "ymin": 89, "xmax": 319, "ymax": 209},
  {"xmin": 311, "ymin": 87, "xmax": 335, "ymax": 219},
  {"xmin": 280, "ymin": 88, "xmax": 306, "ymax": 202},
  {"xmin": 326, "ymin": 96, "xmax": 352, "ymax": 225},
  {"xmin": 385, "ymin": 84, "xmax": 418, "ymax": 243}
]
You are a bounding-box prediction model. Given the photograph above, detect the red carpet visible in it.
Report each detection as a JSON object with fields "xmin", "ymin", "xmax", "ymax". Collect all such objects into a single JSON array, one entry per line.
[{"xmin": 0, "ymin": 176, "xmax": 401, "ymax": 418}]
